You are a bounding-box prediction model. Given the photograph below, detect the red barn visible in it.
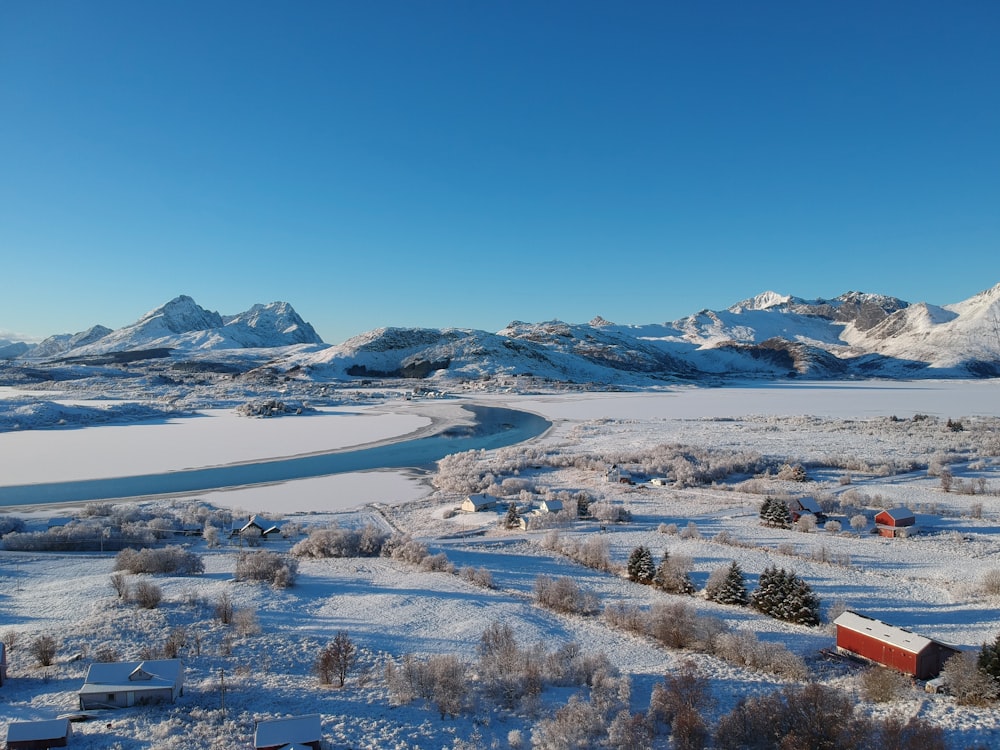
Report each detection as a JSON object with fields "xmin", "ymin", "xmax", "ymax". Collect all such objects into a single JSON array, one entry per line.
[
  {"xmin": 834, "ymin": 610, "xmax": 959, "ymax": 679},
  {"xmin": 874, "ymin": 507, "xmax": 915, "ymax": 537}
]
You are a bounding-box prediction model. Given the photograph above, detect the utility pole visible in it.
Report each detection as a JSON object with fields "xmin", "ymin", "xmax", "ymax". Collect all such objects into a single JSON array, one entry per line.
[{"xmin": 220, "ymin": 668, "xmax": 226, "ymax": 717}]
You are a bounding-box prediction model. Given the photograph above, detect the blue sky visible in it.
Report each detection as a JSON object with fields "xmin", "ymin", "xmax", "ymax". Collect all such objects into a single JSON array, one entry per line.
[{"xmin": 1, "ymin": 1, "xmax": 998, "ymax": 345}]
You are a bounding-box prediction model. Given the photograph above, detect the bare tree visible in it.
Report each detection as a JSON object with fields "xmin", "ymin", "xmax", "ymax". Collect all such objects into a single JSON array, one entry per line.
[
  {"xmin": 317, "ymin": 631, "xmax": 355, "ymax": 687},
  {"xmin": 214, "ymin": 591, "xmax": 234, "ymax": 624},
  {"xmin": 29, "ymin": 634, "xmax": 59, "ymax": 667},
  {"xmin": 110, "ymin": 572, "xmax": 129, "ymax": 599},
  {"xmin": 131, "ymin": 580, "xmax": 163, "ymax": 609}
]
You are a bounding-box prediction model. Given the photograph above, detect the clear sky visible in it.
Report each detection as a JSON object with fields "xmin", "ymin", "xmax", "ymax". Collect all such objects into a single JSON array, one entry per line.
[{"xmin": 1, "ymin": 1, "xmax": 998, "ymax": 345}]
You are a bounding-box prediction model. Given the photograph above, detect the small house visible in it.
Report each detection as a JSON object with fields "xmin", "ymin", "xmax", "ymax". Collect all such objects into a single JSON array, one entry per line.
[
  {"xmin": 605, "ymin": 465, "xmax": 632, "ymax": 484},
  {"xmin": 461, "ymin": 494, "xmax": 497, "ymax": 513},
  {"xmin": 232, "ymin": 515, "xmax": 282, "ymax": 539},
  {"xmin": 874, "ymin": 507, "xmax": 916, "ymax": 538},
  {"xmin": 1, "ymin": 641, "xmax": 7, "ymax": 686},
  {"xmin": 538, "ymin": 499, "xmax": 563, "ymax": 514},
  {"xmin": 78, "ymin": 659, "xmax": 184, "ymax": 709},
  {"xmin": 787, "ymin": 497, "xmax": 825, "ymax": 523},
  {"xmin": 254, "ymin": 714, "xmax": 323, "ymax": 750},
  {"xmin": 650, "ymin": 477, "xmax": 670, "ymax": 487},
  {"xmin": 833, "ymin": 610, "xmax": 959, "ymax": 679},
  {"xmin": 5, "ymin": 718, "xmax": 72, "ymax": 749}
]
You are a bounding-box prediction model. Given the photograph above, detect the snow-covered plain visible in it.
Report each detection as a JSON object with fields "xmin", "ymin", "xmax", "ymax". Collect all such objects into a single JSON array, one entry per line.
[{"xmin": 2, "ymin": 380, "xmax": 1000, "ymax": 748}]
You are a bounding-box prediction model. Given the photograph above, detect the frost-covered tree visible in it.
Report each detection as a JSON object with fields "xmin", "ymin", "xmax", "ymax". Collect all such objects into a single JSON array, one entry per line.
[
  {"xmin": 978, "ymin": 631, "xmax": 1000, "ymax": 685},
  {"xmin": 750, "ymin": 566, "xmax": 820, "ymax": 626},
  {"xmin": 704, "ymin": 561, "xmax": 749, "ymax": 606},
  {"xmin": 653, "ymin": 551, "xmax": 694, "ymax": 595},
  {"xmin": 504, "ymin": 503, "xmax": 521, "ymax": 529},
  {"xmin": 759, "ymin": 497, "xmax": 791, "ymax": 529},
  {"xmin": 626, "ymin": 546, "xmax": 656, "ymax": 584}
]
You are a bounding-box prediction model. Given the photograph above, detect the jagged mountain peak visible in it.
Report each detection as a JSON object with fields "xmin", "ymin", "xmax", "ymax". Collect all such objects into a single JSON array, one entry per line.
[{"xmin": 728, "ymin": 291, "xmax": 793, "ymax": 313}]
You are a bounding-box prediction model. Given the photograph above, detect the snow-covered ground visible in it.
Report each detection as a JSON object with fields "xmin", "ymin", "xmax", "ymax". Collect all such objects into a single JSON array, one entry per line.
[{"xmin": 2, "ymin": 380, "xmax": 1000, "ymax": 748}]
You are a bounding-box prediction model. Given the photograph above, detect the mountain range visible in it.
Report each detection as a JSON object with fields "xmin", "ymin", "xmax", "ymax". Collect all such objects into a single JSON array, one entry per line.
[{"xmin": 2, "ymin": 285, "xmax": 999, "ymax": 382}]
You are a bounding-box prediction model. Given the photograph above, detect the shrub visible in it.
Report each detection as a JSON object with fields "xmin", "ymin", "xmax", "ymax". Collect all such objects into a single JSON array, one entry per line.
[
  {"xmin": 942, "ymin": 650, "xmax": 999, "ymax": 705},
  {"xmin": 653, "ymin": 551, "xmax": 694, "ymax": 595},
  {"xmin": 29, "ymin": 634, "xmax": 59, "ymax": 666},
  {"xmin": 291, "ymin": 523, "xmax": 388, "ymax": 558},
  {"xmin": 980, "ymin": 569, "xmax": 1000, "ymax": 596},
  {"xmin": 534, "ymin": 575, "xmax": 597, "ymax": 615},
  {"xmin": 114, "ymin": 546, "xmax": 204, "ymax": 575},
  {"xmin": 824, "ymin": 520, "xmax": 842, "ymax": 533},
  {"xmin": 860, "ymin": 666, "xmax": 910, "ymax": 702},
  {"xmin": 110, "ymin": 572, "xmax": 129, "ymax": 599},
  {"xmin": 235, "ymin": 550, "xmax": 297, "ymax": 588},
  {"xmin": 850, "ymin": 514, "xmax": 868, "ymax": 533},
  {"xmin": 131, "ymin": 579, "xmax": 163, "ymax": 609},
  {"xmin": 233, "ymin": 607, "xmax": 261, "ymax": 637},
  {"xmin": 777, "ymin": 463, "xmax": 807, "ymax": 481},
  {"xmin": 459, "ymin": 566, "xmax": 494, "ymax": 589},
  {"xmin": 214, "ymin": 592, "xmax": 234, "ymax": 624},
  {"xmin": 648, "ymin": 659, "xmax": 713, "ymax": 729}
]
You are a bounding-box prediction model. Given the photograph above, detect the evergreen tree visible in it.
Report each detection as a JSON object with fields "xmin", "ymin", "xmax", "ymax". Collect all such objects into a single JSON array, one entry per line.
[
  {"xmin": 760, "ymin": 497, "xmax": 792, "ymax": 529},
  {"xmin": 654, "ymin": 551, "xmax": 695, "ymax": 595},
  {"xmin": 504, "ymin": 502, "xmax": 521, "ymax": 529},
  {"xmin": 979, "ymin": 632, "xmax": 1000, "ymax": 684},
  {"xmin": 627, "ymin": 546, "xmax": 656, "ymax": 584},
  {"xmin": 705, "ymin": 561, "xmax": 749, "ymax": 606},
  {"xmin": 751, "ymin": 566, "xmax": 820, "ymax": 626}
]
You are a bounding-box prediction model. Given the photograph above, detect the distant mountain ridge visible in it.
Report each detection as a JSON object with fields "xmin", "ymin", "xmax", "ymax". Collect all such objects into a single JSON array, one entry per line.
[
  {"xmin": 3, "ymin": 285, "xmax": 999, "ymax": 382},
  {"xmin": 16, "ymin": 296, "xmax": 324, "ymax": 358}
]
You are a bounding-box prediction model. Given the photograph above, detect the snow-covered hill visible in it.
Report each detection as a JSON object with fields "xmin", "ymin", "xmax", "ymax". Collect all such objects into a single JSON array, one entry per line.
[{"xmin": 4, "ymin": 284, "xmax": 999, "ymax": 382}]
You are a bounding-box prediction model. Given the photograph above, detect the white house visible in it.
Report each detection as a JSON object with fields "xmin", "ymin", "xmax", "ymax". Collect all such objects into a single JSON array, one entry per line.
[
  {"xmin": 461, "ymin": 493, "xmax": 497, "ymax": 513},
  {"xmin": 79, "ymin": 659, "xmax": 184, "ymax": 709},
  {"xmin": 538, "ymin": 498, "xmax": 563, "ymax": 514},
  {"xmin": 605, "ymin": 465, "xmax": 632, "ymax": 483}
]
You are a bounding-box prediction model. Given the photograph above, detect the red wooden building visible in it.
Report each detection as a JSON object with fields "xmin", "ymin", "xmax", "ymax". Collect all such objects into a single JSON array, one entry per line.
[
  {"xmin": 834, "ymin": 610, "xmax": 960, "ymax": 679},
  {"xmin": 874, "ymin": 507, "xmax": 916, "ymax": 537}
]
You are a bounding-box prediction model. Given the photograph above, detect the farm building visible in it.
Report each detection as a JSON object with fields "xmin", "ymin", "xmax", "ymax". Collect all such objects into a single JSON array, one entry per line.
[
  {"xmin": 232, "ymin": 515, "xmax": 282, "ymax": 539},
  {"xmin": 605, "ymin": 464, "xmax": 632, "ymax": 484},
  {"xmin": 787, "ymin": 497, "xmax": 825, "ymax": 522},
  {"xmin": 254, "ymin": 714, "xmax": 322, "ymax": 750},
  {"xmin": 461, "ymin": 493, "xmax": 497, "ymax": 513},
  {"xmin": 874, "ymin": 507, "xmax": 916, "ymax": 537},
  {"xmin": 5, "ymin": 718, "xmax": 72, "ymax": 749},
  {"xmin": 538, "ymin": 498, "xmax": 563, "ymax": 514},
  {"xmin": 833, "ymin": 610, "xmax": 960, "ymax": 679},
  {"xmin": 78, "ymin": 659, "xmax": 184, "ymax": 709}
]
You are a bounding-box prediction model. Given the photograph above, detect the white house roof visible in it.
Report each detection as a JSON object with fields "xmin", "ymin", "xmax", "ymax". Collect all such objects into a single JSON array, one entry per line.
[
  {"xmin": 540, "ymin": 499, "xmax": 563, "ymax": 512},
  {"xmin": 80, "ymin": 659, "xmax": 183, "ymax": 694},
  {"xmin": 254, "ymin": 714, "xmax": 322, "ymax": 747},
  {"xmin": 6, "ymin": 718, "xmax": 71, "ymax": 742},
  {"xmin": 834, "ymin": 610, "xmax": 932, "ymax": 654},
  {"xmin": 464, "ymin": 493, "xmax": 496, "ymax": 508}
]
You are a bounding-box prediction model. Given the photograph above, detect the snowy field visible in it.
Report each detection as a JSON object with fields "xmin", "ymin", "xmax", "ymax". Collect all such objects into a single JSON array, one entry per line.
[{"xmin": 1, "ymin": 380, "xmax": 1000, "ymax": 748}]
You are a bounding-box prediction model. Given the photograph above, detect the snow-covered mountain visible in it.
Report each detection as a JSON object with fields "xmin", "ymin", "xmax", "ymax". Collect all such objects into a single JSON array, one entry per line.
[
  {"xmin": 22, "ymin": 296, "xmax": 324, "ymax": 358},
  {"xmin": 299, "ymin": 285, "xmax": 1000, "ymax": 383},
  {"xmin": 4, "ymin": 285, "xmax": 999, "ymax": 382}
]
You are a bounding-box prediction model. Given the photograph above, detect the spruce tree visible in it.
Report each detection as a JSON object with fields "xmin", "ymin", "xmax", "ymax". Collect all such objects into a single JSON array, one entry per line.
[
  {"xmin": 751, "ymin": 566, "xmax": 819, "ymax": 625},
  {"xmin": 760, "ymin": 497, "xmax": 792, "ymax": 529},
  {"xmin": 504, "ymin": 503, "xmax": 521, "ymax": 529},
  {"xmin": 979, "ymin": 632, "xmax": 1000, "ymax": 684},
  {"xmin": 627, "ymin": 546, "xmax": 656, "ymax": 584},
  {"xmin": 705, "ymin": 561, "xmax": 749, "ymax": 606}
]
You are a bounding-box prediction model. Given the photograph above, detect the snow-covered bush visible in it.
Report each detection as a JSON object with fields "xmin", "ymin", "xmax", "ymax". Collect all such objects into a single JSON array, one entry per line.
[
  {"xmin": 941, "ymin": 651, "xmax": 999, "ymax": 706},
  {"xmin": 234, "ymin": 550, "xmax": 298, "ymax": 588},
  {"xmin": 114, "ymin": 546, "xmax": 204, "ymax": 575},
  {"xmin": 29, "ymin": 634, "xmax": 59, "ymax": 666},
  {"xmin": 534, "ymin": 574, "xmax": 597, "ymax": 615},
  {"xmin": 291, "ymin": 524, "xmax": 388, "ymax": 558},
  {"xmin": 859, "ymin": 666, "xmax": 910, "ymax": 702},
  {"xmin": 131, "ymin": 579, "xmax": 163, "ymax": 609}
]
